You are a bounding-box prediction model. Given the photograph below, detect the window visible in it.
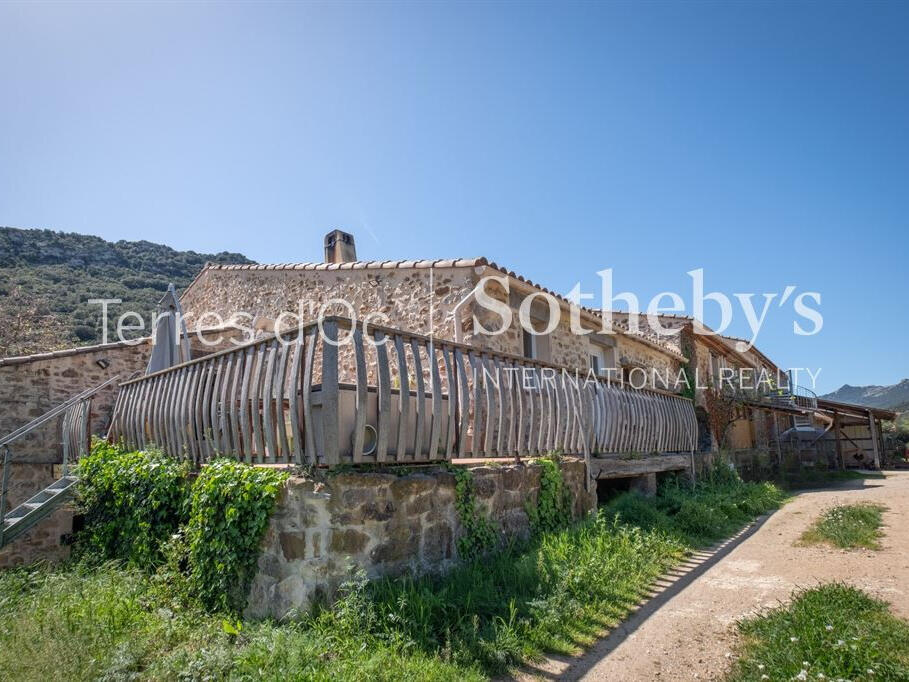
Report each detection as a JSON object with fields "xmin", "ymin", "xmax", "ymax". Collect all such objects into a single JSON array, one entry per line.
[
  {"xmin": 589, "ymin": 342, "xmax": 614, "ymax": 377},
  {"xmin": 522, "ymin": 328, "xmax": 537, "ymax": 359}
]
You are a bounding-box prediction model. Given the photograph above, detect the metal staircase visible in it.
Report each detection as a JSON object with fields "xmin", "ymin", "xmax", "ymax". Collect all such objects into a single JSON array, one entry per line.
[
  {"xmin": 0, "ymin": 376, "xmax": 119, "ymax": 550},
  {"xmin": 0, "ymin": 471, "xmax": 79, "ymax": 547}
]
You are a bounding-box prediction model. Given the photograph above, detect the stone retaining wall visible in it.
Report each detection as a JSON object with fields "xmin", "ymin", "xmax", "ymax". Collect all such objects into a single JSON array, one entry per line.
[{"xmin": 246, "ymin": 458, "xmax": 595, "ymax": 618}]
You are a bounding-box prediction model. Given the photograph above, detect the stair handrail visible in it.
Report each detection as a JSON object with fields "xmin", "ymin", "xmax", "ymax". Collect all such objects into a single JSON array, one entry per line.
[
  {"xmin": 0, "ymin": 446, "xmax": 10, "ymax": 546},
  {"xmin": 0, "ymin": 375, "xmax": 120, "ymax": 449},
  {"xmin": 0, "ymin": 376, "xmax": 119, "ymax": 546}
]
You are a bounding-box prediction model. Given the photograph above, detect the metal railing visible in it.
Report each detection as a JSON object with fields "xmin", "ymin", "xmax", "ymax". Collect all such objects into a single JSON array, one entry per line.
[
  {"xmin": 108, "ymin": 317, "xmax": 697, "ymax": 467},
  {"xmin": 0, "ymin": 375, "xmax": 119, "ymax": 542}
]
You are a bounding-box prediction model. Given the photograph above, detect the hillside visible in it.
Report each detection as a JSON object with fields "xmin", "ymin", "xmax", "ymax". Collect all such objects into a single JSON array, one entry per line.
[
  {"xmin": 821, "ymin": 379, "xmax": 909, "ymax": 438},
  {"xmin": 0, "ymin": 227, "xmax": 253, "ymax": 357},
  {"xmin": 820, "ymin": 379, "xmax": 909, "ymax": 412}
]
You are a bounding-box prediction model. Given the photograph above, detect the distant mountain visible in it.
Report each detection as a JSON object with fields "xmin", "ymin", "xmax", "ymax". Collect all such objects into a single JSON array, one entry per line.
[
  {"xmin": 821, "ymin": 379, "xmax": 909, "ymax": 412},
  {"xmin": 0, "ymin": 227, "xmax": 254, "ymax": 357}
]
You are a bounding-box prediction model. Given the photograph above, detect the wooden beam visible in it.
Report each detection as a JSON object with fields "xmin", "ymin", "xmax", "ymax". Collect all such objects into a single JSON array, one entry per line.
[{"xmin": 590, "ymin": 454, "xmax": 690, "ymax": 479}]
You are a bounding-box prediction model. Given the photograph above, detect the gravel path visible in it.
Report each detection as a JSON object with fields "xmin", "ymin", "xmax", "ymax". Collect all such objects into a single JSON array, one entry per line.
[{"xmin": 518, "ymin": 471, "xmax": 909, "ymax": 682}]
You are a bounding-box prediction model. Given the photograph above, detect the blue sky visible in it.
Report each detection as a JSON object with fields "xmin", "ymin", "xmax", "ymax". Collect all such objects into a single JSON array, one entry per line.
[{"xmin": 1, "ymin": 1, "xmax": 906, "ymax": 393}]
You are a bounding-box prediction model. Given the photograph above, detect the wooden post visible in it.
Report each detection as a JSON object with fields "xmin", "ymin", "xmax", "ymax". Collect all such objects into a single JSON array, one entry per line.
[
  {"xmin": 834, "ymin": 410, "xmax": 844, "ymax": 470},
  {"xmin": 320, "ymin": 320, "xmax": 340, "ymax": 467},
  {"xmin": 868, "ymin": 410, "xmax": 881, "ymax": 470},
  {"xmin": 772, "ymin": 410, "xmax": 783, "ymax": 472}
]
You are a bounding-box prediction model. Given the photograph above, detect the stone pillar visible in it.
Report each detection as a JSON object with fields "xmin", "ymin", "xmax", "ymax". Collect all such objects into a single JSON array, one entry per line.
[{"xmin": 629, "ymin": 473, "xmax": 658, "ymax": 497}]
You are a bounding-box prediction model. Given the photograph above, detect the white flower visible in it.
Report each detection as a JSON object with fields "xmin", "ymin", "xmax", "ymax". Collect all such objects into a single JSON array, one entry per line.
[
  {"xmin": 758, "ymin": 664, "xmax": 765, "ymax": 670},
  {"xmin": 761, "ymin": 676, "xmax": 769, "ymax": 681},
  {"xmin": 825, "ymin": 625, "xmax": 834, "ymax": 631},
  {"xmin": 817, "ymin": 675, "xmax": 826, "ymax": 680},
  {"xmin": 791, "ymin": 636, "xmax": 800, "ymax": 642},
  {"xmin": 836, "ymin": 640, "xmax": 845, "ymax": 646},
  {"xmin": 867, "ymin": 671, "xmax": 874, "ymax": 676},
  {"xmin": 796, "ymin": 671, "xmax": 808, "ymax": 681},
  {"xmin": 803, "ymin": 662, "xmax": 810, "ymax": 668}
]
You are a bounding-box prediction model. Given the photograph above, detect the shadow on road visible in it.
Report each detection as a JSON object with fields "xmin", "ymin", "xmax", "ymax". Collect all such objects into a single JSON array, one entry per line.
[{"xmin": 506, "ymin": 512, "xmax": 775, "ymax": 682}]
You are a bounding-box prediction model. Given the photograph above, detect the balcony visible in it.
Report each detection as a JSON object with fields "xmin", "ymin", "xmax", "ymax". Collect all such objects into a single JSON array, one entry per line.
[{"xmin": 108, "ymin": 317, "xmax": 696, "ymax": 468}]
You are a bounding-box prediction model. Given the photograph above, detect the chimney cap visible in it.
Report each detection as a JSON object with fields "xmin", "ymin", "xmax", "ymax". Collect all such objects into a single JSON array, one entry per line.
[
  {"xmin": 324, "ymin": 229, "xmax": 355, "ymax": 247},
  {"xmin": 324, "ymin": 229, "xmax": 357, "ymax": 263}
]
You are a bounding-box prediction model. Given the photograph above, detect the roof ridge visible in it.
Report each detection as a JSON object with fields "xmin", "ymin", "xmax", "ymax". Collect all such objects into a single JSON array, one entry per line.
[{"xmin": 201, "ymin": 257, "xmax": 490, "ymax": 271}]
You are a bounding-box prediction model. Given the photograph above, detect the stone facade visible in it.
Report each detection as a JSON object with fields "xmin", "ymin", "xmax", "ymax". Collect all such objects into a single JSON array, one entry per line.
[
  {"xmin": 180, "ymin": 263, "xmax": 685, "ymax": 391},
  {"xmin": 0, "ymin": 341, "xmax": 152, "ymax": 463},
  {"xmin": 181, "ymin": 266, "xmax": 477, "ymax": 343},
  {"xmin": 246, "ymin": 458, "xmax": 595, "ymax": 618}
]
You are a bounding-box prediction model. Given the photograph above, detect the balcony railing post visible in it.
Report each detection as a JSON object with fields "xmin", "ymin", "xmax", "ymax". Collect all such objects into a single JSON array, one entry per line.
[{"xmin": 320, "ymin": 319, "xmax": 340, "ymax": 467}]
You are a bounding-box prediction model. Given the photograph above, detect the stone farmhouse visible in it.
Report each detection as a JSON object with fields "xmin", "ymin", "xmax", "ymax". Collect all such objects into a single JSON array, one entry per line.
[
  {"xmin": 0, "ymin": 230, "xmax": 895, "ymax": 604},
  {"xmin": 177, "ymin": 231, "xmax": 890, "ymax": 467}
]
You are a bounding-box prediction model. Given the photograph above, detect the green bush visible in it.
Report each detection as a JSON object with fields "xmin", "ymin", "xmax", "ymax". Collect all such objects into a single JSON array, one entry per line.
[
  {"xmin": 77, "ymin": 445, "xmax": 289, "ymax": 614},
  {"xmin": 604, "ymin": 491, "xmax": 671, "ymax": 531},
  {"xmin": 603, "ymin": 465, "xmax": 785, "ymax": 546},
  {"xmin": 527, "ymin": 455, "xmax": 573, "ymax": 533},
  {"xmin": 185, "ymin": 459, "xmax": 289, "ymax": 613},
  {"xmin": 76, "ymin": 441, "xmax": 190, "ymax": 566}
]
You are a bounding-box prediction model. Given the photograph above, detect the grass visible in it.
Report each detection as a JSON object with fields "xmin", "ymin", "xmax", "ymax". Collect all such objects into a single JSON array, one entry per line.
[
  {"xmin": 801, "ymin": 502, "xmax": 887, "ymax": 550},
  {"xmin": 0, "ymin": 564, "xmax": 474, "ymax": 682},
  {"xmin": 728, "ymin": 584, "xmax": 909, "ymax": 681},
  {"xmin": 0, "ymin": 469, "xmax": 784, "ymax": 681}
]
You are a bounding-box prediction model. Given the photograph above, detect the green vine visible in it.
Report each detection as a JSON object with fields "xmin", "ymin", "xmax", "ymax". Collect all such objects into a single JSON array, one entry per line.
[
  {"xmin": 527, "ymin": 455, "xmax": 572, "ymax": 534},
  {"xmin": 77, "ymin": 443, "xmax": 289, "ymax": 613},
  {"xmin": 452, "ymin": 467, "xmax": 497, "ymax": 560},
  {"xmin": 185, "ymin": 459, "xmax": 289, "ymax": 613},
  {"xmin": 679, "ymin": 329, "xmax": 698, "ymax": 401},
  {"xmin": 76, "ymin": 439, "xmax": 190, "ymax": 566}
]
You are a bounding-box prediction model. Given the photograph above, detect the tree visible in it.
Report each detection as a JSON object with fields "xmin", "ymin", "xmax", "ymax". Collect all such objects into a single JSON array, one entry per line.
[{"xmin": 704, "ymin": 386, "xmax": 740, "ymax": 449}]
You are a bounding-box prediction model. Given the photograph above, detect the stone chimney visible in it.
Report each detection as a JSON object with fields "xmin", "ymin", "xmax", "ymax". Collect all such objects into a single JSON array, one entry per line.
[{"xmin": 324, "ymin": 229, "xmax": 357, "ymax": 263}]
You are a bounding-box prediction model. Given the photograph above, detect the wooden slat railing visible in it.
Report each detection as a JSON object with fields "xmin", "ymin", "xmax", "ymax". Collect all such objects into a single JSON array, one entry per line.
[{"xmin": 108, "ymin": 316, "xmax": 696, "ymax": 467}]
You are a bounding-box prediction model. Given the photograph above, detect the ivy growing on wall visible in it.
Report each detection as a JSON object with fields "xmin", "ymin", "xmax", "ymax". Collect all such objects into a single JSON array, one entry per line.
[
  {"xmin": 679, "ymin": 328, "xmax": 698, "ymax": 401},
  {"xmin": 184, "ymin": 459, "xmax": 289, "ymax": 613},
  {"xmin": 78, "ymin": 444, "xmax": 288, "ymax": 614},
  {"xmin": 77, "ymin": 439, "xmax": 190, "ymax": 567},
  {"xmin": 526, "ymin": 455, "xmax": 573, "ymax": 534},
  {"xmin": 451, "ymin": 467, "xmax": 497, "ymax": 560}
]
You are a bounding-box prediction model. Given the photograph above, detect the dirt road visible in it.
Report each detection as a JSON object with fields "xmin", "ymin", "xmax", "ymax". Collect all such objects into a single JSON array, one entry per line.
[{"xmin": 522, "ymin": 472, "xmax": 909, "ymax": 681}]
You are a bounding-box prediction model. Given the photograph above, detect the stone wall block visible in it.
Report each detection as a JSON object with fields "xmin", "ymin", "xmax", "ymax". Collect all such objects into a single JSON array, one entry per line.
[
  {"xmin": 246, "ymin": 458, "xmax": 594, "ymax": 619},
  {"xmin": 389, "ymin": 474, "xmax": 435, "ymax": 501},
  {"xmin": 370, "ymin": 520, "xmax": 422, "ymax": 564},
  {"xmin": 422, "ymin": 521, "xmax": 454, "ymax": 562},
  {"xmin": 329, "ymin": 528, "xmax": 371, "ymax": 556}
]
